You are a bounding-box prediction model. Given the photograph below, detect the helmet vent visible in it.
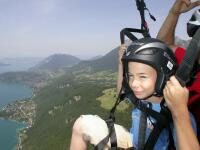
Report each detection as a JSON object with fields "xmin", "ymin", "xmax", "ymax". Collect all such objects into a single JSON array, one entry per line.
[{"xmin": 136, "ymin": 49, "xmax": 157, "ymax": 55}]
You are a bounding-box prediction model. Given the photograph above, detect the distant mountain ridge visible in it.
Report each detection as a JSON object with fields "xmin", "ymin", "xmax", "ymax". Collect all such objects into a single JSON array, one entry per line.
[
  {"xmin": 0, "ymin": 63, "xmax": 10, "ymax": 66},
  {"xmin": 89, "ymin": 55, "xmax": 103, "ymax": 60},
  {"xmin": 175, "ymin": 36, "xmax": 191, "ymax": 48},
  {"xmin": 31, "ymin": 54, "xmax": 81, "ymax": 71},
  {"xmin": 71, "ymin": 47, "xmax": 119, "ymax": 73},
  {"xmin": 0, "ymin": 57, "xmax": 43, "ymax": 65},
  {"xmin": 89, "ymin": 47, "xmax": 118, "ymax": 71}
]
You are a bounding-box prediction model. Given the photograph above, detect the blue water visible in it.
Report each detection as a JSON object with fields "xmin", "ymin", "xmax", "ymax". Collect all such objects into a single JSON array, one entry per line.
[
  {"xmin": 0, "ymin": 120, "xmax": 26, "ymax": 150},
  {"xmin": 0, "ymin": 82, "xmax": 32, "ymax": 150},
  {"xmin": 0, "ymin": 82, "xmax": 32, "ymax": 108},
  {"xmin": 0, "ymin": 57, "xmax": 42, "ymax": 74},
  {"xmin": 0, "ymin": 63, "xmax": 34, "ymax": 74}
]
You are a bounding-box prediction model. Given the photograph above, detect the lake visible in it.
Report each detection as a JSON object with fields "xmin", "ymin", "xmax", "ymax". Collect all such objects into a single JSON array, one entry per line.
[
  {"xmin": 0, "ymin": 82, "xmax": 32, "ymax": 150},
  {"xmin": 0, "ymin": 57, "xmax": 42, "ymax": 74}
]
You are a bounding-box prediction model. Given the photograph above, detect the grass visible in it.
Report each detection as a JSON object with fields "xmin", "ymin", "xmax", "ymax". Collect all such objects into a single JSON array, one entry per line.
[{"xmin": 96, "ymin": 88, "xmax": 130, "ymax": 112}]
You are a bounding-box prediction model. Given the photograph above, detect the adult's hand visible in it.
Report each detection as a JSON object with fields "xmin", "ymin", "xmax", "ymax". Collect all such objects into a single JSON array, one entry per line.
[
  {"xmin": 171, "ymin": 0, "xmax": 200, "ymax": 15},
  {"xmin": 163, "ymin": 76, "xmax": 189, "ymax": 117}
]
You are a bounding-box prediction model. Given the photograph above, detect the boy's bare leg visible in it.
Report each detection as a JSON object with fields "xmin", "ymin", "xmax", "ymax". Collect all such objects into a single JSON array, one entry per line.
[
  {"xmin": 70, "ymin": 116, "xmax": 88, "ymax": 150},
  {"xmin": 69, "ymin": 115, "xmax": 133, "ymax": 150}
]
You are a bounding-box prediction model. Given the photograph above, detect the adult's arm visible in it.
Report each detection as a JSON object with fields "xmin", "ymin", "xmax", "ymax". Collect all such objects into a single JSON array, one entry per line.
[
  {"xmin": 164, "ymin": 76, "xmax": 200, "ymax": 150},
  {"xmin": 173, "ymin": 107, "xmax": 200, "ymax": 150},
  {"xmin": 157, "ymin": 0, "xmax": 200, "ymax": 48}
]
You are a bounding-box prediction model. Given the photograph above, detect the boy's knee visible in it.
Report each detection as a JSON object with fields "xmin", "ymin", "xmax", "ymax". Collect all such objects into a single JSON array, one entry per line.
[
  {"xmin": 72, "ymin": 115, "xmax": 109, "ymax": 145},
  {"xmin": 72, "ymin": 116, "xmax": 84, "ymax": 135}
]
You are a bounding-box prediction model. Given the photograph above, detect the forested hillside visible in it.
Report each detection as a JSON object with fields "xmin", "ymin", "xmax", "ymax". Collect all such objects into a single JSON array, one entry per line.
[
  {"xmin": 15, "ymin": 45, "xmax": 134, "ymax": 150},
  {"xmin": 22, "ymin": 71, "xmax": 133, "ymax": 150}
]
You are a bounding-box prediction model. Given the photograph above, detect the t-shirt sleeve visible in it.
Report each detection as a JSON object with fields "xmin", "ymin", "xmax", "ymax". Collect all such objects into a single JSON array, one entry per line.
[{"xmin": 174, "ymin": 47, "xmax": 186, "ymax": 65}]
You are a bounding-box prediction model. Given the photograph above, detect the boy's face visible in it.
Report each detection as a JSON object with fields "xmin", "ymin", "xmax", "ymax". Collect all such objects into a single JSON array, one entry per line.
[{"xmin": 128, "ymin": 62, "xmax": 157, "ymax": 100}]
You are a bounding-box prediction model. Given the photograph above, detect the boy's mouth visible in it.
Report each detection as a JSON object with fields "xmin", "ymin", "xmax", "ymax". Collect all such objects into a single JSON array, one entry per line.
[{"xmin": 133, "ymin": 91, "xmax": 142, "ymax": 96}]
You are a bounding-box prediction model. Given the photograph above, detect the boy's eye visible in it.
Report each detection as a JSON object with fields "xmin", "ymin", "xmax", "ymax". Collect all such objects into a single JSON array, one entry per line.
[
  {"xmin": 140, "ymin": 76, "xmax": 147, "ymax": 79},
  {"xmin": 128, "ymin": 74, "xmax": 134, "ymax": 80},
  {"xmin": 128, "ymin": 75, "xmax": 133, "ymax": 79}
]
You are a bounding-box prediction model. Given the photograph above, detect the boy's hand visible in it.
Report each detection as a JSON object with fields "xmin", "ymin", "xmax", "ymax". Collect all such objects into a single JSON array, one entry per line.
[{"xmin": 118, "ymin": 44, "xmax": 127, "ymax": 65}]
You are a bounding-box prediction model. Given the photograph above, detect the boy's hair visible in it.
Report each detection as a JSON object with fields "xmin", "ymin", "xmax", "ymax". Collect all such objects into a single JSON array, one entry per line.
[{"xmin": 122, "ymin": 38, "xmax": 177, "ymax": 97}]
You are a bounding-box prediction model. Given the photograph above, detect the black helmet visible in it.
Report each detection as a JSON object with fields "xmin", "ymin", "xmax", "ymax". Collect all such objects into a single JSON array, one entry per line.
[
  {"xmin": 187, "ymin": 9, "xmax": 200, "ymax": 37},
  {"xmin": 122, "ymin": 38, "xmax": 177, "ymax": 97}
]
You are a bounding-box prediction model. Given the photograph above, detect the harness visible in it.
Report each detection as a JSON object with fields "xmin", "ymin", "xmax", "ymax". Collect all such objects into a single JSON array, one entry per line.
[{"xmin": 95, "ymin": 1, "xmax": 200, "ymax": 149}]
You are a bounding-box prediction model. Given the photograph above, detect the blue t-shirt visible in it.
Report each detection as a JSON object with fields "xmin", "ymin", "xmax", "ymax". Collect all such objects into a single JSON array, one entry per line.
[{"xmin": 130, "ymin": 102, "xmax": 197, "ymax": 150}]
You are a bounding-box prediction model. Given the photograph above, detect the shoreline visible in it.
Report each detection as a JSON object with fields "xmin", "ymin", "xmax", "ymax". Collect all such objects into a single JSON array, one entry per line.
[
  {"xmin": 0, "ymin": 98, "xmax": 36, "ymax": 150},
  {"xmin": 0, "ymin": 117, "xmax": 28, "ymax": 125},
  {"xmin": 0, "ymin": 103, "xmax": 34, "ymax": 150},
  {"xmin": 16, "ymin": 122, "xmax": 27, "ymax": 150},
  {"xmin": 0, "ymin": 98, "xmax": 35, "ymax": 150},
  {"xmin": 0, "ymin": 119, "xmax": 27, "ymax": 150},
  {"xmin": 16, "ymin": 126, "xmax": 28, "ymax": 150}
]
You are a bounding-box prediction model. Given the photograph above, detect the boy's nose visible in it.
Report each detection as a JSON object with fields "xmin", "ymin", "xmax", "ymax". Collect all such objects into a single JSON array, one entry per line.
[{"xmin": 130, "ymin": 79, "xmax": 140, "ymax": 89}]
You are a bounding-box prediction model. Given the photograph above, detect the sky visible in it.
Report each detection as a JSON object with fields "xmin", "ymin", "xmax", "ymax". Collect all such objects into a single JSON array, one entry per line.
[{"xmin": 0, "ymin": 0, "xmax": 199, "ymax": 59}]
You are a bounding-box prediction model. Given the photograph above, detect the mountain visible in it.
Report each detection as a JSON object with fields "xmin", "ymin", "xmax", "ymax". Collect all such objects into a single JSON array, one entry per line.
[
  {"xmin": 70, "ymin": 47, "xmax": 119, "ymax": 74},
  {"xmin": 31, "ymin": 54, "xmax": 81, "ymax": 71},
  {"xmin": 89, "ymin": 55, "xmax": 103, "ymax": 60},
  {"xmin": 89, "ymin": 48, "xmax": 118, "ymax": 71},
  {"xmin": 175, "ymin": 36, "xmax": 191, "ymax": 48}
]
